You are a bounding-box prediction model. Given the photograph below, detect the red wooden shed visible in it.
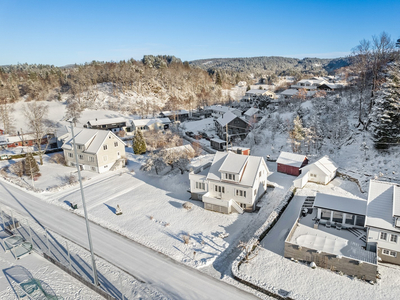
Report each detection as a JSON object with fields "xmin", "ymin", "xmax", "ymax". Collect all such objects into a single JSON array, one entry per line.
[{"xmin": 276, "ymin": 151, "xmax": 308, "ymax": 176}]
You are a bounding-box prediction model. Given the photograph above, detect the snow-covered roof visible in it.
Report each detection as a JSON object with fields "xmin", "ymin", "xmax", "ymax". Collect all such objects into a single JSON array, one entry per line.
[
  {"xmin": 207, "ymin": 152, "xmax": 268, "ymax": 187},
  {"xmin": 276, "ymin": 152, "xmax": 307, "ymax": 168},
  {"xmin": 245, "ymin": 89, "xmax": 270, "ymax": 95},
  {"xmin": 62, "ymin": 128, "xmax": 126, "ymax": 154},
  {"xmin": 280, "ymin": 89, "xmax": 298, "ymax": 96},
  {"xmin": 7, "ymin": 133, "xmax": 37, "ymax": 143},
  {"xmin": 163, "ymin": 144, "xmax": 194, "ymax": 154},
  {"xmin": 161, "ymin": 110, "xmax": 189, "ymax": 116},
  {"xmin": 88, "ymin": 117, "xmax": 126, "ymax": 126},
  {"xmin": 365, "ymin": 180, "xmax": 400, "ymax": 232},
  {"xmin": 219, "ymin": 153, "xmax": 248, "ymax": 174},
  {"xmin": 244, "ymin": 107, "xmax": 260, "ymax": 117},
  {"xmin": 132, "ymin": 118, "xmax": 171, "ymax": 127},
  {"xmin": 314, "ymin": 193, "xmax": 367, "ymax": 215},
  {"xmin": 216, "ymin": 111, "xmax": 238, "ymax": 127},
  {"xmin": 207, "ymin": 105, "xmax": 229, "ymax": 113},
  {"xmin": 304, "ymin": 155, "xmax": 337, "ymax": 176},
  {"xmin": 210, "ymin": 138, "xmax": 226, "ymax": 144}
]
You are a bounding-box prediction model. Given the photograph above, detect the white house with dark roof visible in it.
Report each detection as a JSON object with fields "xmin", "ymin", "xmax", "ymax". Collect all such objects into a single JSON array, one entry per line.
[
  {"xmin": 294, "ymin": 156, "xmax": 338, "ymax": 188},
  {"xmin": 365, "ymin": 180, "xmax": 400, "ymax": 264},
  {"xmin": 190, "ymin": 151, "xmax": 269, "ymax": 214},
  {"xmin": 62, "ymin": 128, "xmax": 126, "ymax": 173}
]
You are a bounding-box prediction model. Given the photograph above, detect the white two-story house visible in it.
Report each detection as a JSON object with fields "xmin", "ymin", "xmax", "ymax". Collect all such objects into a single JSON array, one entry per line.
[
  {"xmin": 190, "ymin": 151, "xmax": 269, "ymax": 214},
  {"xmin": 365, "ymin": 180, "xmax": 400, "ymax": 264},
  {"xmin": 62, "ymin": 128, "xmax": 126, "ymax": 173}
]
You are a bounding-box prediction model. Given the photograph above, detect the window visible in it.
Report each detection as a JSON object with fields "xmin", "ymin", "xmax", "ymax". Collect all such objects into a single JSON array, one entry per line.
[
  {"xmin": 114, "ymin": 142, "xmax": 118, "ymax": 147},
  {"xmin": 88, "ymin": 156, "xmax": 94, "ymax": 162},
  {"xmin": 382, "ymin": 249, "xmax": 397, "ymax": 257},
  {"xmin": 68, "ymin": 153, "xmax": 73, "ymax": 158},
  {"xmin": 228, "ymin": 174, "xmax": 232, "ymax": 180},
  {"xmin": 103, "ymin": 156, "xmax": 108, "ymax": 162},
  {"xmin": 196, "ymin": 182, "xmax": 205, "ymax": 190},
  {"xmin": 320, "ymin": 209, "xmax": 331, "ymax": 221},
  {"xmin": 259, "ymin": 171, "xmax": 261, "ymax": 177},
  {"xmin": 332, "ymin": 211, "xmax": 343, "ymax": 223},
  {"xmin": 77, "ymin": 145, "xmax": 82, "ymax": 150},
  {"xmin": 390, "ymin": 234, "xmax": 398, "ymax": 243},
  {"xmin": 232, "ymin": 174, "xmax": 235, "ymax": 181},
  {"xmin": 355, "ymin": 215, "xmax": 365, "ymax": 227},
  {"xmin": 380, "ymin": 232, "xmax": 388, "ymax": 240},
  {"xmin": 345, "ymin": 213, "xmax": 355, "ymax": 225},
  {"xmin": 79, "ymin": 154, "xmax": 84, "ymax": 160},
  {"xmin": 103, "ymin": 145, "xmax": 108, "ymax": 150}
]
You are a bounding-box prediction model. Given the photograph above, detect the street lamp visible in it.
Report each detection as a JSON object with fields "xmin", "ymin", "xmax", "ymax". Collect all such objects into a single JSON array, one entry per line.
[{"xmin": 68, "ymin": 119, "xmax": 99, "ymax": 286}]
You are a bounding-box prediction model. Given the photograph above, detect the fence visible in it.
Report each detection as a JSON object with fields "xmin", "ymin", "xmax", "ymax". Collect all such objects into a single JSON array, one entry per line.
[{"xmin": 0, "ymin": 203, "xmax": 126, "ymax": 300}]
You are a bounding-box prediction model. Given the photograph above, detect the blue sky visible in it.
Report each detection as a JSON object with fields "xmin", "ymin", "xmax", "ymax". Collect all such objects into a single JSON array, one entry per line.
[{"xmin": 1, "ymin": 0, "xmax": 399, "ymax": 66}]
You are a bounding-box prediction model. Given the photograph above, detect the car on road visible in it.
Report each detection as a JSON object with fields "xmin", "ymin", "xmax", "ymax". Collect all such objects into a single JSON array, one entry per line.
[
  {"xmin": 0, "ymin": 154, "xmax": 11, "ymax": 160},
  {"xmin": 185, "ymin": 131, "xmax": 195, "ymax": 138}
]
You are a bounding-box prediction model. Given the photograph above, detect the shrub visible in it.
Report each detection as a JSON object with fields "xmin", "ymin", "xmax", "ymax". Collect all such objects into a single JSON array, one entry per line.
[{"xmin": 52, "ymin": 153, "xmax": 66, "ymax": 165}]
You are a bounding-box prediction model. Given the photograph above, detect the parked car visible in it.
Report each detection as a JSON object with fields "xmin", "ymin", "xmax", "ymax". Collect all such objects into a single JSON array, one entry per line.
[
  {"xmin": 0, "ymin": 154, "xmax": 11, "ymax": 160},
  {"xmin": 185, "ymin": 131, "xmax": 194, "ymax": 138}
]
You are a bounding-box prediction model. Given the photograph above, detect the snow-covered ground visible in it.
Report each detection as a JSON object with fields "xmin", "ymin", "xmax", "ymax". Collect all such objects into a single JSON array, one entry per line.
[{"xmin": 0, "ymin": 248, "xmax": 102, "ymax": 300}]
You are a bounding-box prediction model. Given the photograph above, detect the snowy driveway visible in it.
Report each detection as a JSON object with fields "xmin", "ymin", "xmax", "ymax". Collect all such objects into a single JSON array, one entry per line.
[
  {"xmin": 0, "ymin": 179, "xmax": 259, "ymax": 300},
  {"xmin": 261, "ymin": 195, "xmax": 305, "ymax": 255}
]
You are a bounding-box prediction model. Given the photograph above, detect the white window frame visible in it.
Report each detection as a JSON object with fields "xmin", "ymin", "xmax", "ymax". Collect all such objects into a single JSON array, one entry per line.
[
  {"xmin": 114, "ymin": 142, "xmax": 118, "ymax": 147},
  {"xmin": 68, "ymin": 152, "xmax": 73, "ymax": 158},
  {"xmin": 103, "ymin": 155, "xmax": 108, "ymax": 162},
  {"xmin": 390, "ymin": 234, "xmax": 398, "ymax": 243},
  {"xmin": 79, "ymin": 154, "xmax": 84, "ymax": 160},
  {"xmin": 103, "ymin": 145, "xmax": 108, "ymax": 150},
  {"xmin": 382, "ymin": 249, "xmax": 397, "ymax": 257},
  {"xmin": 88, "ymin": 156, "xmax": 94, "ymax": 162},
  {"xmin": 380, "ymin": 232, "xmax": 388, "ymax": 241}
]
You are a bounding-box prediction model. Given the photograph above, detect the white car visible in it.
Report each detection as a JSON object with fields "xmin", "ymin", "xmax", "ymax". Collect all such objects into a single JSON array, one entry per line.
[{"xmin": 0, "ymin": 154, "xmax": 11, "ymax": 160}]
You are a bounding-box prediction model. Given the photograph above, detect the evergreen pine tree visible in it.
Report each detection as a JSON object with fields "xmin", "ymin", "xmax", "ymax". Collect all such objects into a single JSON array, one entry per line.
[
  {"xmin": 215, "ymin": 72, "xmax": 222, "ymax": 85},
  {"xmin": 133, "ymin": 129, "xmax": 147, "ymax": 154},
  {"xmin": 24, "ymin": 153, "xmax": 40, "ymax": 176},
  {"xmin": 371, "ymin": 62, "xmax": 400, "ymax": 149}
]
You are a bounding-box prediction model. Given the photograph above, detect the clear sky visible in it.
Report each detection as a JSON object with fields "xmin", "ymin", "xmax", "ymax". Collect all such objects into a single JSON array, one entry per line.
[{"xmin": 1, "ymin": 0, "xmax": 399, "ymax": 66}]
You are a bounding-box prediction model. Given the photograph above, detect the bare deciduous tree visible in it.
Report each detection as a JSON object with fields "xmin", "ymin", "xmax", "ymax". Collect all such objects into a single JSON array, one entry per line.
[{"xmin": 24, "ymin": 102, "xmax": 52, "ymax": 165}]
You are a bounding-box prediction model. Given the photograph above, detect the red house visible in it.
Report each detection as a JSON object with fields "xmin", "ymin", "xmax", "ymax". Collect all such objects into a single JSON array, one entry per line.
[{"xmin": 276, "ymin": 151, "xmax": 308, "ymax": 176}]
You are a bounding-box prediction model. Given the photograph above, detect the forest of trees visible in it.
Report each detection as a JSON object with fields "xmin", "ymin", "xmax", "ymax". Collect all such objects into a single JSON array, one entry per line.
[{"xmin": 190, "ymin": 56, "xmax": 350, "ymax": 79}]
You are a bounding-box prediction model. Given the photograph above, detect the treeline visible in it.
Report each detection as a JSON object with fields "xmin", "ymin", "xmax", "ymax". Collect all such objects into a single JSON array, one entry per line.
[
  {"xmin": 0, "ymin": 55, "xmax": 235, "ymax": 115},
  {"xmin": 190, "ymin": 56, "xmax": 350, "ymax": 79}
]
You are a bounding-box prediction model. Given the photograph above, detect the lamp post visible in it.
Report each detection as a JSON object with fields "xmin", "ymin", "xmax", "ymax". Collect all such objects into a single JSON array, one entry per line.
[{"xmin": 68, "ymin": 119, "xmax": 99, "ymax": 286}]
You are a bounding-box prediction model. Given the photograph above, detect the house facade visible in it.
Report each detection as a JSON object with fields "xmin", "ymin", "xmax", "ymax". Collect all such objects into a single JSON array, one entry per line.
[
  {"xmin": 190, "ymin": 151, "xmax": 269, "ymax": 214},
  {"xmin": 62, "ymin": 129, "xmax": 126, "ymax": 173},
  {"xmin": 365, "ymin": 180, "xmax": 400, "ymax": 264},
  {"xmin": 86, "ymin": 117, "xmax": 127, "ymax": 133},
  {"xmin": 214, "ymin": 111, "xmax": 251, "ymax": 141}
]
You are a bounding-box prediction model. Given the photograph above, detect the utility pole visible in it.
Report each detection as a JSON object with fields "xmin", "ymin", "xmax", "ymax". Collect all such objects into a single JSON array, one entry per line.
[
  {"xmin": 69, "ymin": 120, "xmax": 99, "ymax": 286},
  {"xmin": 225, "ymin": 123, "xmax": 229, "ymax": 152}
]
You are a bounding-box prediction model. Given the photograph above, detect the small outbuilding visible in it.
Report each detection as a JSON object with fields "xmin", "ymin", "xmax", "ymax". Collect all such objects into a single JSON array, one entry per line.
[
  {"xmin": 294, "ymin": 155, "xmax": 338, "ymax": 188},
  {"xmin": 210, "ymin": 138, "xmax": 226, "ymax": 151},
  {"xmin": 276, "ymin": 151, "xmax": 308, "ymax": 176}
]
